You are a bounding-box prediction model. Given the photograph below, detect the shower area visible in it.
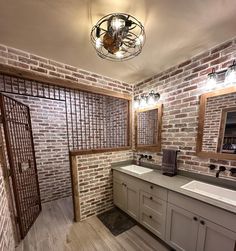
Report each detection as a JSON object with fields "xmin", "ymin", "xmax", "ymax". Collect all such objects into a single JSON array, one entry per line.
[{"xmin": 0, "ymin": 72, "xmax": 130, "ymax": 240}]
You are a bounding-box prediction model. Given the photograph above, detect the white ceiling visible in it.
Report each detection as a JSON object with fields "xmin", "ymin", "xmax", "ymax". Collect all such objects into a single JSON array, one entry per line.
[{"xmin": 0, "ymin": 0, "xmax": 236, "ymax": 83}]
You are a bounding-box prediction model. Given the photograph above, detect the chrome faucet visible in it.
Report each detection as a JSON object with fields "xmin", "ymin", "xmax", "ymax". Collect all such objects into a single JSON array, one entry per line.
[{"xmin": 216, "ymin": 166, "xmax": 226, "ymax": 178}]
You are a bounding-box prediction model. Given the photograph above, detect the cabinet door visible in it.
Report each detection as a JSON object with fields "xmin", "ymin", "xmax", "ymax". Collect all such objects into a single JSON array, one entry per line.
[
  {"xmin": 126, "ymin": 181, "xmax": 139, "ymax": 220},
  {"xmin": 197, "ymin": 218, "xmax": 236, "ymax": 251},
  {"xmin": 113, "ymin": 178, "xmax": 126, "ymax": 211},
  {"xmin": 166, "ymin": 204, "xmax": 198, "ymax": 251}
]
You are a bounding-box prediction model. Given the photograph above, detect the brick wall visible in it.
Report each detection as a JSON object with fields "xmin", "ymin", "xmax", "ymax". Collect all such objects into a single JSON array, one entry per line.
[
  {"xmin": 134, "ymin": 37, "xmax": 236, "ymax": 180},
  {"xmin": 0, "ymin": 44, "xmax": 132, "ymax": 95},
  {"xmin": 202, "ymin": 92, "xmax": 236, "ymax": 152},
  {"xmin": 77, "ymin": 150, "xmax": 133, "ymax": 220}
]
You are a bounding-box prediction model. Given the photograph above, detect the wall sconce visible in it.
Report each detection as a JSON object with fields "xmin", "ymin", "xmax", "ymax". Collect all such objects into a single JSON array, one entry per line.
[
  {"xmin": 134, "ymin": 91, "xmax": 160, "ymax": 109},
  {"xmin": 206, "ymin": 59, "xmax": 236, "ymax": 86}
]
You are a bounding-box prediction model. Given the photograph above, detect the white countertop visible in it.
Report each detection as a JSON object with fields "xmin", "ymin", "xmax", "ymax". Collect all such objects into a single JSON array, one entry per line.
[{"xmin": 112, "ymin": 165, "xmax": 236, "ymax": 215}]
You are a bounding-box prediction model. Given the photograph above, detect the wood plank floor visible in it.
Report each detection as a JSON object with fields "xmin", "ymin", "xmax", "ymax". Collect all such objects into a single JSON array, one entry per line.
[{"xmin": 15, "ymin": 197, "xmax": 170, "ymax": 251}]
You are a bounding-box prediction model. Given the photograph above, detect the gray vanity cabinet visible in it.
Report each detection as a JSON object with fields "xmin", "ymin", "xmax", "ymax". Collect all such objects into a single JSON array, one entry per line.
[
  {"xmin": 113, "ymin": 172, "xmax": 139, "ymax": 220},
  {"xmin": 166, "ymin": 203, "xmax": 199, "ymax": 251}
]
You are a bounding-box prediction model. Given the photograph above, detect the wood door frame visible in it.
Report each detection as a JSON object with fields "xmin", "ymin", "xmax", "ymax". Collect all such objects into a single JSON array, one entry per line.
[
  {"xmin": 134, "ymin": 104, "xmax": 163, "ymax": 152},
  {"xmin": 196, "ymin": 86, "xmax": 236, "ymax": 160}
]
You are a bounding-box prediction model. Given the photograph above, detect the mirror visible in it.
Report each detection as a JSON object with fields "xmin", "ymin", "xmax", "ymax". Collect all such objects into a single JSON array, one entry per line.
[
  {"xmin": 197, "ymin": 87, "xmax": 236, "ymax": 160},
  {"xmin": 218, "ymin": 109, "xmax": 236, "ymax": 154},
  {"xmin": 135, "ymin": 104, "xmax": 163, "ymax": 152}
]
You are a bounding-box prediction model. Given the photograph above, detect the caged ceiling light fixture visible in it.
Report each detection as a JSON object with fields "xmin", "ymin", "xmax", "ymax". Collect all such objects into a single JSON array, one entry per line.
[{"xmin": 91, "ymin": 13, "xmax": 145, "ymax": 61}]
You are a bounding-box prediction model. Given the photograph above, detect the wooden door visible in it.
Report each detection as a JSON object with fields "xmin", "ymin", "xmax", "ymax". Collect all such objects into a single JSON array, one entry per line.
[
  {"xmin": 166, "ymin": 204, "xmax": 198, "ymax": 251},
  {"xmin": 0, "ymin": 93, "xmax": 41, "ymax": 239},
  {"xmin": 196, "ymin": 218, "xmax": 236, "ymax": 251}
]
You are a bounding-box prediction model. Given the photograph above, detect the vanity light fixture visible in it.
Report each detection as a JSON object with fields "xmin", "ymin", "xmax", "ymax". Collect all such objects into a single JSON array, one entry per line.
[
  {"xmin": 206, "ymin": 59, "xmax": 236, "ymax": 85},
  {"xmin": 91, "ymin": 13, "xmax": 145, "ymax": 61},
  {"xmin": 134, "ymin": 91, "xmax": 160, "ymax": 109}
]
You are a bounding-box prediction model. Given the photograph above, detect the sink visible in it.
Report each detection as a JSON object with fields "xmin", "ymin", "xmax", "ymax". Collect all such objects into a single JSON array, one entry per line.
[
  {"xmin": 181, "ymin": 180, "xmax": 236, "ymax": 206},
  {"xmin": 120, "ymin": 165, "xmax": 153, "ymax": 175}
]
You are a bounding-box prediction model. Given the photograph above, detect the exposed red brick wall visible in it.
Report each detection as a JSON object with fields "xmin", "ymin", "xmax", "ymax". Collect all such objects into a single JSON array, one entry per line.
[
  {"xmin": 77, "ymin": 150, "xmax": 133, "ymax": 220},
  {"xmin": 0, "ymin": 44, "xmax": 132, "ymax": 95},
  {"xmin": 134, "ymin": 37, "xmax": 236, "ymax": 180}
]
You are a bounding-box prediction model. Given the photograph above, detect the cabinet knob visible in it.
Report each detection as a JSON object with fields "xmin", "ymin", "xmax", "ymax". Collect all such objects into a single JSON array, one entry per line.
[
  {"xmin": 150, "ymin": 185, "xmax": 153, "ymax": 189},
  {"xmin": 149, "ymin": 215, "xmax": 152, "ymax": 219},
  {"xmin": 150, "ymin": 196, "xmax": 153, "ymax": 200},
  {"xmin": 200, "ymin": 220, "xmax": 205, "ymax": 225},
  {"xmin": 193, "ymin": 217, "xmax": 198, "ymax": 221}
]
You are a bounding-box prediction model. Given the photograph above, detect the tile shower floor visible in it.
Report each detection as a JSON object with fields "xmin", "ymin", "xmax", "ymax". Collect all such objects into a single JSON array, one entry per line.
[{"xmin": 15, "ymin": 197, "xmax": 170, "ymax": 251}]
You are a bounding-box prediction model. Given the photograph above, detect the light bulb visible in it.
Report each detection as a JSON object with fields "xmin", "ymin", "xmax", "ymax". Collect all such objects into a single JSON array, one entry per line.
[
  {"xmin": 111, "ymin": 17, "xmax": 125, "ymax": 30},
  {"xmin": 147, "ymin": 95, "xmax": 155, "ymax": 106},
  {"xmin": 225, "ymin": 70, "xmax": 236, "ymax": 83},
  {"xmin": 135, "ymin": 34, "xmax": 144, "ymax": 46},
  {"xmin": 115, "ymin": 51, "xmax": 124, "ymax": 59},
  {"xmin": 95, "ymin": 38, "xmax": 102, "ymax": 49}
]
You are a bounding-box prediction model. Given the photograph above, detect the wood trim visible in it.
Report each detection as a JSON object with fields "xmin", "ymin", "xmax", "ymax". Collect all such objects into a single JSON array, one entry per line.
[
  {"xmin": 196, "ymin": 87, "xmax": 236, "ymax": 160},
  {"xmin": 0, "ymin": 63, "xmax": 132, "ymax": 100},
  {"xmin": 70, "ymin": 147, "xmax": 132, "ymax": 156},
  {"xmin": 197, "ymin": 151, "xmax": 236, "ymax": 161},
  {"xmin": 135, "ymin": 104, "xmax": 163, "ymax": 152},
  {"xmin": 69, "ymin": 153, "xmax": 80, "ymax": 222}
]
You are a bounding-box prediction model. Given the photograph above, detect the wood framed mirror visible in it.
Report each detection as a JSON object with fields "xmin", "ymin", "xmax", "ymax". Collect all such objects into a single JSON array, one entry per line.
[
  {"xmin": 197, "ymin": 86, "xmax": 236, "ymax": 160},
  {"xmin": 134, "ymin": 104, "xmax": 163, "ymax": 152}
]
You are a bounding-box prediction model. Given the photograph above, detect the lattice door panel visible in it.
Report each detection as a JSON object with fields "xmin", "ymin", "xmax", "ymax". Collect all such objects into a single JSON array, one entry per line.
[{"xmin": 0, "ymin": 93, "xmax": 41, "ymax": 238}]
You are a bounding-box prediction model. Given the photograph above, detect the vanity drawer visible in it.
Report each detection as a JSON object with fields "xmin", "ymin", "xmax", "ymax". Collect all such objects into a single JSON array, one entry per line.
[
  {"xmin": 140, "ymin": 181, "xmax": 168, "ymax": 201},
  {"xmin": 140, "ymin": 206, "xmax": 166, "ymax": 239},
  {"xmin": 140, "ymin": 191, "xmax": 166, "ymax": 215}
]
